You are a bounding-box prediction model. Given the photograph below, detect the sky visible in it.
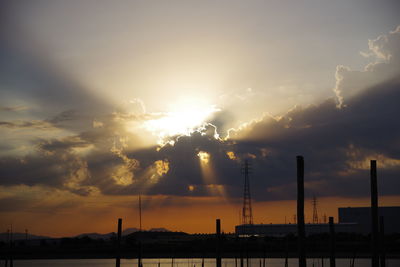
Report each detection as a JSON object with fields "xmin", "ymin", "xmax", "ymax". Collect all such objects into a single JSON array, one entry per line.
[{"xmin": 0, "ymin": 0, "xmax": 400, "ymax": 237}]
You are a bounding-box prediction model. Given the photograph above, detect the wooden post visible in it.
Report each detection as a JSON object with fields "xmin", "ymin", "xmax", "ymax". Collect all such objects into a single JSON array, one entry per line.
[
  {"xmin": 9, "ymin": 225, "xmax": 13, "ymax": 267},
  {"xmin": 370, "ymin": 160, "xmax": 379, "ymax": 267},
  {"xmin": 297, "ymin": 156, "xmax": 306, "ymax": 267},
  {"xmin": 138, "ymin": 241, "xmax": 142, "ymax": 267},
  {"xmin": 380, "ymin": 216, "xmax": 386, "ymax": 267},
  {"xmin": 263, "ymin": 244, "xmax": 266, "ymax": 267},
  {"xmin": 240, "ymin": 247, "xmax": 244, "ymax": 267},
  {"xmin": 116, "ymin": 218, "xmax": 122, "ymax": 267},
  {"xmin": 5, "ymin": 229, "xmax": 9, "ymax": 267},
  {"xmin": 329, "ymin": 217, "xmax": 335, "ymax": 267},
  {"xmin": 216, "ymin": 219, "xmax": 222, "ymax": 267},
  {"xmin": 285, "ymin": 236, "xmax": 289, "ymax": 267}
]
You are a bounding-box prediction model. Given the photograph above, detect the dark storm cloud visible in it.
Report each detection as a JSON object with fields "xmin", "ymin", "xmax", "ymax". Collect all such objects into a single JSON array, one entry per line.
[
  {"xmin": 234, "ymin": 77, "xmax": 400, "ymax": 200},
  {"xmin": 115, "ymin": 26, "xmax": 400, "ymax": 201},
  {"xmin": 0, "ymin": 77, "xmax": 399, "ymax": 200},
  {"xmin": 136, "ymin": 73, "xmax": 400, "ymax": 201},
  {"xmin": 0, "ymin": 76, "xmax": 399, "ymax": 201},
  {"xmin": 0, "ymin": 109, "xmax": 147, "ymax": 195},
  {"xmin": 0, "ymin": 25, "xmax": 399, "ymax": 203}
]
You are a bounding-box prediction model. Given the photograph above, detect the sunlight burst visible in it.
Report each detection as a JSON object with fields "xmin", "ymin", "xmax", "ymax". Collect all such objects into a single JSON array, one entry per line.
[
  {"xmin": 197, "ymin": 151, "xmax": 210, "ymax": 164},
  {"xmin": 143, "ymin": 99, "xmax": 219, "ymax": 144}
]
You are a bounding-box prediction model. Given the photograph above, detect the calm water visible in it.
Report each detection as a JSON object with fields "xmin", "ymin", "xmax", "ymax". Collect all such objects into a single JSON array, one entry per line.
[{"xmin": 11, "ymin": 258, "xmax": 400, "ymax": 267}]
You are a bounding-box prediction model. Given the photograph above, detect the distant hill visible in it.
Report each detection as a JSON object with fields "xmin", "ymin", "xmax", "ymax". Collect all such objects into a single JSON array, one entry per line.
[
  {"xmin": 121, "ymin": 227, "xmax": 171, "ymax": 235},
  {"xmin": 74, "ymin": 227, "xmax": 146, "ymax": 240},
  {"xmin": 0, "ymin": 227, "xmax": 173, "ymax": 242},
  {"xmin": 0, "ymin": 232, "xmax": 50, "ymax": 241},
  {"xmin": 73, "ymin": 232, "xmax": 115, "ymax": 240},
  {"xmin": 122, "ymin": 227, "xmax": 139, "ymax": 235},
  {"xmin": 149, "ymin": 227, "xmax": 170, "ymax": 232}
]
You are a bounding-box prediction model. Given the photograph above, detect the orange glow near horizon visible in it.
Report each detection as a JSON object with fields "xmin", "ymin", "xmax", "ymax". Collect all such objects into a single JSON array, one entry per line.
[{"xmin": 1, "ymin": 195, "xmax": 399, "ymax": 237}]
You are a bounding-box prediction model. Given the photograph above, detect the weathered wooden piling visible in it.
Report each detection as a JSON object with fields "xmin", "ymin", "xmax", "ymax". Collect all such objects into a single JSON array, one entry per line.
[
  {"xmin": 138, "ymin": 241, "xmax": 143, "ymax": 267},
  {"xmin": 216, "ymin": 219, "xmax": 222, "ymax": 267},
  {"xmin": 329, "ymin": 217, "xmax": 335, "ymax": 267},
  {"xmin": 9, "ymin": 225, "xmax": 13, "ymax": 267},
  {"xmin": 240, "ymin": 248, "xmax": 244, "ymax": 267},
  {"xmin": 380, "ymin": 216, "xmax": 386, "ymax": 267},
  {"xmin": 116, "ymin": 218, "xmax": 122, "ymax": 267},
  {"xmin": 263, "ymin": 245, "xmax": 266, "ymax": 267},
  {"xmin": 284, "ymin": 235, "xmax": 289, "ymax": 267},
  {"xmin": 296, "ymin": 156, "xmax": 306, "ymax": 267},
  {"xmin": 370, "ymin": 160, "xmax": 379, "ymax": 267}
]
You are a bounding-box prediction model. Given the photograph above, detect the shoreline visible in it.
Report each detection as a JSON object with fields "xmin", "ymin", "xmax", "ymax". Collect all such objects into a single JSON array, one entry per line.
[{"xmin": 4, "ymin": 252, "xmax": 400, "ymax": 260}]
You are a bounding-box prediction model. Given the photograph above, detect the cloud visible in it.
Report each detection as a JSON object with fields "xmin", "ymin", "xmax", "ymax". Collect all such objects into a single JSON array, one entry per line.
[
  {"xmin": 124, "ymin": 26, "xmax": 400, "ymax": 201},
  {"xmin": 0, "ymin": 106, "xmax": 28, "ymax": 112},
  {"xmin": 0, "ymin": 120, "xmax": 55, "ymax": 130},
  {"xmin": 334, "ymin": 25, "xmax": 400, "ymax": 107},
  {"xmin": 0, "ymin": 26, "xmax": 399, "ymax": 204},
  {"xmin": 38, "ymin": 136, "xmax": 91, "ymax": 153}
]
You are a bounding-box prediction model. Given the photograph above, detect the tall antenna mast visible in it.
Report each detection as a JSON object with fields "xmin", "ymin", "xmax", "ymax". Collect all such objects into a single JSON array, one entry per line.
[
  {"xmin": 242, "ymin": 159, "xmax": 253, "ymax": 225},
  {"xmin": 139, "ymin": 194, "xmax": 142, "ymax": 231},
  {"xmin": 312, "ymin": 195, "xmax": 318, "ymax": 224}
]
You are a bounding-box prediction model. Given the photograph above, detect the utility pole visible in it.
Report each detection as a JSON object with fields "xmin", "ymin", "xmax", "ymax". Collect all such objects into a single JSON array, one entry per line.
[
  {"xmin": 297, "ymin": 156, "xmax": 306, "ymax": 267},
  {"xmin": 116, "ymin": 218, "xmax": 122, "ymax": 267},
  {"xmin": 370, "ymin": 160, "xmax": 379, "ymax": 267},
  {"xmin": 329, "ymin": 217, "xmax": 336, "ymax": 267},
  {"xmin": 139, "ymin": 194, "xmax": 142, "ymax": 231},
  {"xmin": 216, "ymin": 219, "xmax": 222, "ymax": 267}
]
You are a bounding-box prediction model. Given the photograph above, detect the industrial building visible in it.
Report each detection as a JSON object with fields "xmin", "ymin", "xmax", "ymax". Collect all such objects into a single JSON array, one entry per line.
[
  {"xmin": 235, "ymin": 206, "xmax": 400, "ymax": 236},
  {"xmin": 235, "ymin": 222, "xmax": 358, "ymax": 236},
  {"xmin": 339, "ymin": 206, "xmax": 400, "ymax": 234}
]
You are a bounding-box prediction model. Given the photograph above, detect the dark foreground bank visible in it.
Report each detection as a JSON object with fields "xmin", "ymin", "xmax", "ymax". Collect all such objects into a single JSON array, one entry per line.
[{"xmin": 1, "ymin": 232, "xmax": 400, "ymax": 260}]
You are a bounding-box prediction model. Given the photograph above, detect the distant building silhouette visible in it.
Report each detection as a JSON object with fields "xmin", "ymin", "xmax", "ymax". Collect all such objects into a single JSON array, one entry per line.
[
  {"xmin": 235, "ymin": 222, "xmax": 358, "ymax": 236},
  {"xmin": 339, "ymin": 206, "xmax": 400, "ymax": 234},
  {"xmin": 235, "ymin": 206, "xmax": 400, "ymax": 236}
]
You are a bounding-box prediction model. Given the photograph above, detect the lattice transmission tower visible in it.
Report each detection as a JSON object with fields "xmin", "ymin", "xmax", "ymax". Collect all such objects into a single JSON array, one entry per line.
[
  {"xmin": 312, "ymin": 195, "xmax": 319, "ymax": 224},
  {"xmin": 242, "ymin": 160, "xmax": 254, "ymax": 225}
]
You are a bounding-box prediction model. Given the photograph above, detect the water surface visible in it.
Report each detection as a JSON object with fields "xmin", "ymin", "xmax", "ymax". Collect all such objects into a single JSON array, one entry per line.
[{"xmin": 12, "ymin": 258, "xmax": 400, "ymax": 267}]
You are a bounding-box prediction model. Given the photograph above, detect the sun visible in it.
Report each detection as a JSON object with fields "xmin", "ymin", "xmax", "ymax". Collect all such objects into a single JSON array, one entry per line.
[{"xmin": 143, "ymin": 98, "xmax": 219, "ymax": 144}]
